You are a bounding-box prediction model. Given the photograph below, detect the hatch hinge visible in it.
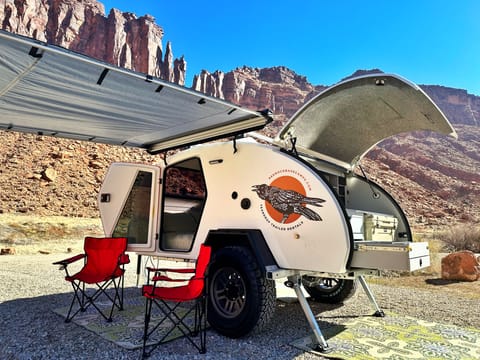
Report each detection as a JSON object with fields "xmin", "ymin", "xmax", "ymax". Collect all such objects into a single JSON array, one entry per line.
[
  {"xmin": 289, "ymin": 136, "xmax": 299, "ymax": 157},
  {"xmin": 283, "ymin": 128, "xmax": 299, "ymax": 157}
]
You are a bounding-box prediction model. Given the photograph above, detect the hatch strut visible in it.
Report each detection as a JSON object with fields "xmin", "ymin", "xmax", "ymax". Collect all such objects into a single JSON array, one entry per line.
[{"xmin": 358, "ymin": 164, "xmax": 380, "ymax": 199}]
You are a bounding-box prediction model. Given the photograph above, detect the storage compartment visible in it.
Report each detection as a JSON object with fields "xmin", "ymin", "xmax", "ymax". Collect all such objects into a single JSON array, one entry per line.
[
  {"xmin": 364, "ymin": 213, "xmax": 398, "ymax": 241},
  {"xmin": 348, "ymin": 210, "xmax": 398, "ymax": 241},
  {"xmin": 350, "ymin": 241, "xmax": 430, "ymax": 271}
]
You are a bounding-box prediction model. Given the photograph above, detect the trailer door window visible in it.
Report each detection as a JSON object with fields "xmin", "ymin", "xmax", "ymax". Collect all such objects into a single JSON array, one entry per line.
[
  {"xmin": 161, "ymin": 158, "xmax": 206, "ymax": 251},
  {"xmin": 113, "ymin": 170, "xmax": 152, "ymax": 244}
]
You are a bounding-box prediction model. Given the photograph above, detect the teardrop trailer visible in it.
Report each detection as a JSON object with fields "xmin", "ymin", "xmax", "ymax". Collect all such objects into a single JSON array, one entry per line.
[{"xmin": 0, "ymin": 30, "xmax": 457, "ymax": 352}]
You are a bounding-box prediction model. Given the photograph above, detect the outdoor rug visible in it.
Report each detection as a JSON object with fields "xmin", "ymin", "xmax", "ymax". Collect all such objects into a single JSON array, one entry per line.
[
  {"xmin": 291, "ymin": 312, "xmax": 480, "ymax": 359},
  {"xmin": 53, "ymin": 292, "xmax": 191, "ymax": 350}
]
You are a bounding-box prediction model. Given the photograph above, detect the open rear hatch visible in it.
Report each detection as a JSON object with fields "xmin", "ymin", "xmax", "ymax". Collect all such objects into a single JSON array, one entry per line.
[
  {"xmin": 275, "ymin": 73, "xmax": 456, "ymax": 170},
  {"xmin": 275, "ymin": 73, "xmax": 456, "ymax": 271}
]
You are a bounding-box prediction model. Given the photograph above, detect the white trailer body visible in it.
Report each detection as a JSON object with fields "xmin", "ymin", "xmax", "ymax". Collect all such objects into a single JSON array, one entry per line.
[
  {"xmin": 94, "ymin": 72, "xmax": 455, "ymax": 345},
  {"xmin": 99, "ymin": 140, "xmax": 352, "ymax": 273},
  {"xmin": 97, "ymin": 73, "xmax": 454, "ymax": 276},
  {"xmin": 98, "ymin": 137, "xmax": 430, "ymax": 272}
]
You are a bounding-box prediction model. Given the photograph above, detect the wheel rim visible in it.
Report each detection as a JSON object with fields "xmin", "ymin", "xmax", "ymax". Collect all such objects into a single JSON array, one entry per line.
[
  {"xmin": 303, "ymin": 276, "xmax": 341, "ymax": 293},
  {"xmin": 318, "ymin": 278, "xmax": 340, "ymax": 291},
  {"xmin": 210, "ymin": 266, "xmax": 246, "ymax": 318}
]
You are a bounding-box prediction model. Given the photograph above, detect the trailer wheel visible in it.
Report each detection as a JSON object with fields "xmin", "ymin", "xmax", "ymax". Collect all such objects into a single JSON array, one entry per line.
[
  {"xmin": 302, "ymin": 276, "xmax": 357, "ymax": 304},
  {"xmin": 207, "ymin": 246, "xmax": 276, "ymax": 338}
]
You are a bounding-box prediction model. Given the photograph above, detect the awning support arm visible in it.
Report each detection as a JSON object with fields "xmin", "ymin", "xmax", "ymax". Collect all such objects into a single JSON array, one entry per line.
[{"xmin": 0, "ymin": 48, "xmax": 43, "ymax": 97}]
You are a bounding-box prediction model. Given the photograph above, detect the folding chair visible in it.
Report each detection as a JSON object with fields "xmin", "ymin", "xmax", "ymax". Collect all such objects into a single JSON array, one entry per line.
[
  {"xmin": 142, "ymin": 244, "xmax": 211, "ymax": 357},
  {"xmin": 53, "ymin": 237, "xmax": 130, "ymax": 323}
]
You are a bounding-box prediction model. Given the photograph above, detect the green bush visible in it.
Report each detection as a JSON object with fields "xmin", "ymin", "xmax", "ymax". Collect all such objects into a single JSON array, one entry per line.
[{"xmin": 439, "ymin": 225, "xmax": 480, "ymax": 253}]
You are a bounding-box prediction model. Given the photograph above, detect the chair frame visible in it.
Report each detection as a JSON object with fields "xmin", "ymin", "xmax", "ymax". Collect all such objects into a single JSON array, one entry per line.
[
  {"xmin": 142, "ymin": 244, "xmax": 211, "ymax": 357},
  {"xmin": 53, "ymin": 236, "xmax": 130, "ymax": 323}
]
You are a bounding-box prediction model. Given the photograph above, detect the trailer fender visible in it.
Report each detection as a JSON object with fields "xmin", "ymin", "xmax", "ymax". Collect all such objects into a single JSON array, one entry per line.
[{"xmin": 205, "ymin": 229, "xmax": 277, "ymax": 275}]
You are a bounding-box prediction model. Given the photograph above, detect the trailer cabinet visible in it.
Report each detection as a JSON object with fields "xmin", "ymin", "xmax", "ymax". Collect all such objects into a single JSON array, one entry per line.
[{"xmin": 350, "ymin": 241, "xmax": 430, "ymax": 271}]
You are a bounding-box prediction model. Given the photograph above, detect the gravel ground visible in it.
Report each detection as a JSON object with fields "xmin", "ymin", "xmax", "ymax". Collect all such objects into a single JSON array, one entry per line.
[{"xmin": 1, "ymin": 253, "xmax": 479, "ymax": 360}]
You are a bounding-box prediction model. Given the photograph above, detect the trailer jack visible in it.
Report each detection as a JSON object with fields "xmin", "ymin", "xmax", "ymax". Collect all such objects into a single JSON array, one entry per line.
[
  {"xmin": 285, "ymin": 275, "xmax": 331, "ymax": 353},
  {"xmin": 285, "ymin": 274, "xmax": 385, "ymax": 352},
  {"xmin": 358, "ymin": 275, "xmax": 385, "ymax": 317}
]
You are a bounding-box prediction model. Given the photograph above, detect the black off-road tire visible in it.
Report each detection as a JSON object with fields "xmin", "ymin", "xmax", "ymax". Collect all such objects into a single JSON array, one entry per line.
[
  {"xmin": 207, "ymin": 246, "xmax": 276, "ymax": 338},
  {"xmin": 302, "ymin": 277, "xmax": 357, "ymax": 304}
]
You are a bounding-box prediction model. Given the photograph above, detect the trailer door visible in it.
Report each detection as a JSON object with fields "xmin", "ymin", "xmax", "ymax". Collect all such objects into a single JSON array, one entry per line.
[{"xmin": 98, "ymin": 163, "xmax": 160, "ymax": 252}]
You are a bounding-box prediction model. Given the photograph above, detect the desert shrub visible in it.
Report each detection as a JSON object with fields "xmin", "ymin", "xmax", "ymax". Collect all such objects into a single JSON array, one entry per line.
[{"xmin": 438, "ymin": 224, "xmax": 480, "ymax": 253}]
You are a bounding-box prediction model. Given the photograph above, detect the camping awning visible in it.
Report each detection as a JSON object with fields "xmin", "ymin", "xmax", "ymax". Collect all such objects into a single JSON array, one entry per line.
[{"xmin": 0, "ymin": 30, "xmax": 271, "ymax": 153}]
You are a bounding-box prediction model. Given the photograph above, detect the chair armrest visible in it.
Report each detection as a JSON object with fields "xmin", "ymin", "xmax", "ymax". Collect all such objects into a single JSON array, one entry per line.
[
  {"xmin": 52, "ymin": 253, "xmax": 85, "ymax": 267},
  {"xmin": 146, "ymin": 267, "xmax": 195, "ymax": 274},
  {"xmin": 151, "ymin": 275, "xmax": 191, "ymax": 282},
  {"xmin": 119, "ymin": 254, "xmax": 130, "ymax": 265},
  {"xmin": 146, "ymin": 266, "xmax": 195, "ymax": 285}
]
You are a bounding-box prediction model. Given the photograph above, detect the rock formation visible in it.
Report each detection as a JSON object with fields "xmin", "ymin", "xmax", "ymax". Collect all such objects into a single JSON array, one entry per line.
[
  {"xmin": 1, "ymin": 0, "xmax": 186, "ymax": 84},
  {"xmin": 193, "ymin": 66, "xmax": 323, "ymax": 116},
  {"xmin": 441, "ymin": 251, "xmax": 480, "ymax": 281},
  {"xmin": 423, "ymin": 85, "xmax": 480, "ymax": 127}
]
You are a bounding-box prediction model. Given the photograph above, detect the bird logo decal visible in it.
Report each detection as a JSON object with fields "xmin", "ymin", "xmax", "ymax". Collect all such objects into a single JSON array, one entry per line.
[{"xmin": 252, "ymin": 183, "xmax": 325, "ymax": 224}]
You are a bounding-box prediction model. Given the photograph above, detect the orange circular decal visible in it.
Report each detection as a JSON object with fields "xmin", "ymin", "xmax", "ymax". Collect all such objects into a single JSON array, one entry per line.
[
  {"xmin": 265, "ymin": 176, "xmax": 306, "ymax": 224},
  {"xmin": 252, "ymin": 173, "xmax": 324, "ymax": 228}
]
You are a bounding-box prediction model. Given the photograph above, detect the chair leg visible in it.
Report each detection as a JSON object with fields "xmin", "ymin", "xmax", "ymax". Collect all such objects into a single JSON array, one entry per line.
[
  {"xmin": 142, "ymin": 298, "xmax": 207, "ymax": 356},
  {"xmin": 142, "ymin": 300, "xmax": 179, "ymax": 358},
  {"xmin": 90, "ymin": 277, "xmax": 126, "ymax": 322},
  {"xmin": 196, "ymin": 296, "xmax": 207, "ymax": 354},
  {"xmin": 201, "ymin": 297, "xmax": 207, "ymax": 354},
  {"xmin": 107, "ymin": 279, "xmax": 122, "ymax": 321},
  {"xmin": 142, "ymin": 297, "xmax": 154, "ymax": 358},
  {"xmin": 120, "ymin": 273, "xmax": 125, "ymax": 311},
  {"xmin": 106, "ymin": 283, "xmax": 117, "ymax": 322},
  {"xmin": 65, "ymin": 292, "xmax": 78, "ymax": 323},
  {"xmin": 65, "ymin": 280, "xmax": 88, "ymax": 322},
  {"xmin": 65, "ymin": 278, "xmax": 125, "ymax": 323}
]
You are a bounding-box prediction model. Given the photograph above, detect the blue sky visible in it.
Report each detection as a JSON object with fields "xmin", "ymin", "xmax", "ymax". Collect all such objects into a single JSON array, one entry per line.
[{"xmin": 101, "ymin": 1, "xmax": 480, "ymax": 95}]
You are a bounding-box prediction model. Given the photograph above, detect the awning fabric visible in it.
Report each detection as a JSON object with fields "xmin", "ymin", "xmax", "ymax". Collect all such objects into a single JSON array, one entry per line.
[{"xmin": 0, "ymin": 30, "xmax": 270, "ymax": 152}]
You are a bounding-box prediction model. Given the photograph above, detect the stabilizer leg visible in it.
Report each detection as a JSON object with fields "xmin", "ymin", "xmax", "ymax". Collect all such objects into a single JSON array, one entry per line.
[
  {"xmin": 286, "ymin": 275, "xmax": 331, "ymax": 353},
  {"xmin": 358, "ymin": 275, "xmax": 385, "ymax": 317}
]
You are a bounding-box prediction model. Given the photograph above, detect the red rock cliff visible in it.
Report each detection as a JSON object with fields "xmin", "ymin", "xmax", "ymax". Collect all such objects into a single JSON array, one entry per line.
[
  {"xmin": 1, "ymin": 0, "xmax": 186, "ymax": 84},
  {"xmin": 194, "ymin": 67, "xmax": 325, "ymax": 115}
]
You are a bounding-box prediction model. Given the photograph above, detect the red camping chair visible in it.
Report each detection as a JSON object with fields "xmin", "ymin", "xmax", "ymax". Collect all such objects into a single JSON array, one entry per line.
[
  {"xmin": 141, "ymin": 244, "xmax": 211, "ymax": 357},
  {"xmin": 53, "ymin": 237, "xmax": 130, "ymax": 323}
]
